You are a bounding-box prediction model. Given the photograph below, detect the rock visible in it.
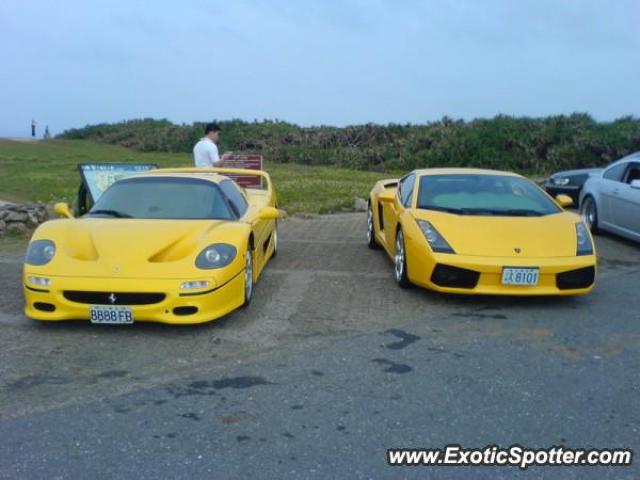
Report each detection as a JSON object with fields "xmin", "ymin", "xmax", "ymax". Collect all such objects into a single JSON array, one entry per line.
[
  {"xmin": 0, "ymin": 203, "xmax": 49, "ymax": 234},
  {"xmin": 36, "ymin": 207, "xmax": 49, "ymax": 222},
  {"xmin": 353, "ymin": 197, "xmax": 368, "ymax": 212},
  {"xmin": 0, "ymin": 220, "xmax": 5, "ymax": 233},
  {"xmin": 26, "ymin": 210, "xmax": 40, "ymax": 227},
  {"xmin": 7, "ymin": 222, "xmax": 28, "ymax": 235},
  {"xmin": 4, "ymin": 211, "xmax": 28, "ymax": 223},
  {"xmin": 45, "ymin": 202, "xmax": 57, "ymax": 220}
]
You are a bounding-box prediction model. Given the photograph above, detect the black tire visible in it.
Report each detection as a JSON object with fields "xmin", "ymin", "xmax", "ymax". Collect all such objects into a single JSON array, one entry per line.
[
  {"xmin": 367, "ymin": 203, "xmax": 380, "ymax": 250},
  {"xmin": 394, "ymin": 229, "xmax": 411, "ymax": 288},
  {"xmin": 241, "ymin": 249, "xmax": 254, "ymax": 307},
  {"xmin": 580, "ymin": 196, "xmax": 599, "ymax": 234}
]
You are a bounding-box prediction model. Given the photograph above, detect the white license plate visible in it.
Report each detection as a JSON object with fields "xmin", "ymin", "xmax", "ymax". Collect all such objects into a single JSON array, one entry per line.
[
  {"xmin": 90, "ymin": 305, "xmax": 134, "ymax": 324},
  {"xmin": 501, "ymin": 267, "xmax": 539, "ymax": 286}
]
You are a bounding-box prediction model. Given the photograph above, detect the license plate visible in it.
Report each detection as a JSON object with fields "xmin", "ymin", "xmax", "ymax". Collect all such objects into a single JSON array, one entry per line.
[
  {"xmin": 90, "ymin": 305, "xmax": 134, "ymax": 324},
  {"xmin": 501, "ymin": 267, "xmax": 539, "ymax": 286}
]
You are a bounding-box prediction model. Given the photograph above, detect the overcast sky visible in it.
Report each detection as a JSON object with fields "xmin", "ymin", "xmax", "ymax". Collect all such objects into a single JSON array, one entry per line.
[{"xmin": 1, "ymin": 0, "xmax": 638, "ymax": 136}]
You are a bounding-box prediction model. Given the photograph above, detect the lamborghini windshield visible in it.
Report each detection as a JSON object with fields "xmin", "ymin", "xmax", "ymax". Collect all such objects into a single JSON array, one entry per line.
[
  {"xmin": 417, "ymin": 174, "xmax": 561, "ymax": 216},
  {"xmin": 88, "ymin": 177, "xmax": 234, "ymax": 220}
]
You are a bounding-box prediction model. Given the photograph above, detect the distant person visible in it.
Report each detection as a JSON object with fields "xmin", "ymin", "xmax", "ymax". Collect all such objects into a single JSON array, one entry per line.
[
  {"xmin": 193, "ymin": 123, "xmax": 224, "ymax": 168},
  {"xmin": 44, "ymin": 126, "xmax": 51, "ymax": 140},
  {"xmin": 31, "ymin": 119, "xmax": 36, "ymax": 138}
]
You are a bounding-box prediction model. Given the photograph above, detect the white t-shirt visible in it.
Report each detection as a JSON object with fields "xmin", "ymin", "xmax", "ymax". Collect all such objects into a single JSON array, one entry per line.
[{"xmin": 193, "ymin": 137, "xmax": 220, "ymax": 168}]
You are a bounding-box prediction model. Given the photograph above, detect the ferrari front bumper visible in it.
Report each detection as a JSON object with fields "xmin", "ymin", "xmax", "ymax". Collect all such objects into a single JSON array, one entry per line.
[{"xmin": 23, "ymin": 270, "xmax": 245, "ymax": 324}]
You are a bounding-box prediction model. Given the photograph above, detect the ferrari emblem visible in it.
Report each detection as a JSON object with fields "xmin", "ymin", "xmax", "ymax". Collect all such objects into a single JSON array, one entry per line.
[
  {"xmin": 108, "ymin": 293, "xmax": 117, "ymax": 304},
  {"xmin": 514, "ymin": 248, "xmax": 521, "ymax": 254}
]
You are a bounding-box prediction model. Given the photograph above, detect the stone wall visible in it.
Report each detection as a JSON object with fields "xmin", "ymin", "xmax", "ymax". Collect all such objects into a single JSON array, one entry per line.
[{"xmin": 0, "ymin": 203, "xmax": 49, "ymax": 236}]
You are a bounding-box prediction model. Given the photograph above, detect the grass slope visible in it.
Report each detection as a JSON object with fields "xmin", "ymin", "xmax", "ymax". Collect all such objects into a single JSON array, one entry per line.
[{"xmin": 0, "ymin": 139, "xmax": 390, "ymax": 214}]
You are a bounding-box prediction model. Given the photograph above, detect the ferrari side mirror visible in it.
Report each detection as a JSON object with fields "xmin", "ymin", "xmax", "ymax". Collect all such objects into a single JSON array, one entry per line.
[{"xmin": 54, "ymin": 202, "xmax": 74, "ymax": 219}]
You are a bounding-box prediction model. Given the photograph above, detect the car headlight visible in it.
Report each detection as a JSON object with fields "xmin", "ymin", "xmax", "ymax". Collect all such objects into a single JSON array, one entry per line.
[
  {"xmin": 25, "ymin": 240, "xmax": 56, "ymax": 266},
  {"xmin": 552, "ymin": 177, "xmax": 570, "ymax": 186},
  {"xmin": 415, "ymin": 219, "xmax": 455, "ymax": 254},
  {"xmin": 28, "ymin": 276, "xmax": 51, "ymax": 287},
  {"xmin": 195, "ymin": 243, "xmax": 237, "ymax": 269},
  {"xmin": 576, "ymin": 222, "xmax": 593, "ymax": 256}
]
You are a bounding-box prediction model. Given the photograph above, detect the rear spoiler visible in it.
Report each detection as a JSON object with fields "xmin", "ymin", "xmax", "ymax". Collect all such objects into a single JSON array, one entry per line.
[{"xmin": 148, "ymin": 167, "xmax": 272, "ymax": 193}]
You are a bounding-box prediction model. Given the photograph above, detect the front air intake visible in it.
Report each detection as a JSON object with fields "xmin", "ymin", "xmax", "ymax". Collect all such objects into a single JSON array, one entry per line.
[
  {"xmin": 173, "ymin": 306, "xmax": 198, "ymax": 316},
  {"xmin": 430, "ymin": 264, "xmax": 480, "ymax": 289},
  {"xmin": 64, "ymin": 291, "xmax": 165, "ymax": 305},
  {"xmin": 556, "ymin": 267, "xmax": 595, "ymax": 290},
  {"xmin": 34, "ymin": 302, "xmax": 56, "ymax": 312}
]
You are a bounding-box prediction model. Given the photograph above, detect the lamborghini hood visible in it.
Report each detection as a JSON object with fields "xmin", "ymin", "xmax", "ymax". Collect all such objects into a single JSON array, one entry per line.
[
  {"xmin": 29, "ymin": 218, "xmax": 247, "ymax": 279},
  {"xmin": 412, "ymin": 210, "xmax": 582, "ymax": 258}
]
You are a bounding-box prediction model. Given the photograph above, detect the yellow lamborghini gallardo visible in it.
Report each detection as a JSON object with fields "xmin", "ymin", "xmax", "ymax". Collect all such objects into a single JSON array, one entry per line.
[
  {"xmin": 23, "ymin": 168, "xmax": 279, "ymax": 324},
  {"xmin": 367, "ymin": 168, "xmax": 596, "ymax": 295}
]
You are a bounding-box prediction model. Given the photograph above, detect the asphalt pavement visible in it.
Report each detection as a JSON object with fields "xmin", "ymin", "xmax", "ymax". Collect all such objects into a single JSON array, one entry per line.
[{"xmin": 0, "ymin": 213, "xmax": 639, "ymax": 479}]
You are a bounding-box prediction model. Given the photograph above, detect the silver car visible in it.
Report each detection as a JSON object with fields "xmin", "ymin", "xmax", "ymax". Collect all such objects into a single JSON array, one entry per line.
[{"xmin": 580, "ymin": 152, "xmax": 640, "ymax": 242}]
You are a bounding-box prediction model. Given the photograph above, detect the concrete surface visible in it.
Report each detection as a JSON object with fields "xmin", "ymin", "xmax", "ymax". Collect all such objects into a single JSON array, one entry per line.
[{"xmin": 0, "ymin": 213, "xmax": 639, "ymax": 479}]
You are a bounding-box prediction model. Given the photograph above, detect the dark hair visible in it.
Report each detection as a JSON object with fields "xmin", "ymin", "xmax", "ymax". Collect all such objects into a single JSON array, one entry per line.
[{"xmin": 205, "ymin": 122, "xmax": 221, "ymax": 134}]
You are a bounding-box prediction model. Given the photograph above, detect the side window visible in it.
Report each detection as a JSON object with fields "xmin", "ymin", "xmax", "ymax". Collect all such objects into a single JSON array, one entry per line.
[
  {"xmin": 623, "ymin": 163, "xmax": 640, "ymax": 184},
  {"xmin": 398, "ymin": 174, "xmax": 416, "ymax": 207},
  {"xmin": 603, "ymin": 163, "xmax": 628, "ymax": 183},
  {"xmin": 219, "ymin": 180, "xmax": 248, "ymax": 217}
]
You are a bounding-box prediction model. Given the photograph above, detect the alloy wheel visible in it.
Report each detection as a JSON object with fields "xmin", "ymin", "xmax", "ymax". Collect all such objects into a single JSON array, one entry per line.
[
  {"xmin": 245, "ymin": 250, "xmax": 253, "ymax": 302},
  {"xmin": 582, "ymin": 199, "xmax": 595, "ymax": 230},
  {"xmin": 395, "ymin": 232, "xmax": 405, "ymax": 282},
  {"xmin": 367, "ymin": 206, "xmax": 374, "ymax": 244}
]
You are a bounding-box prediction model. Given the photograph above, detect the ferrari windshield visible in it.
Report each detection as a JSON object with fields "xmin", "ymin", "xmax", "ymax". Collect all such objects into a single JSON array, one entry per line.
[
  {"xmin": 417, "ymin": 174, "xmax": 561, "ymax": 216},
  {"xmin": 88, "ymin": 177, "xmax": 234, "ymax": 220}
]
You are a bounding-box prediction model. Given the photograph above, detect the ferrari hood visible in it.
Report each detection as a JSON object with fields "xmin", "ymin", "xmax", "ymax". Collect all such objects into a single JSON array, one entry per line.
[
  {"xmin": 412, "ymin": 210, "xmax": 581, "ymax": 258},
  {"xmin": 30, "ymin": 218, "xmax": 248, "ymax": 279}
]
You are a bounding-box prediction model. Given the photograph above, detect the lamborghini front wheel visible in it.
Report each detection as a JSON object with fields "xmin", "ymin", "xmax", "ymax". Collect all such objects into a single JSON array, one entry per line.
[
  {"xmin": 394, "ymin": 229, "xmax": 411, "ymax": 288},
  {"xmin": 367, "ymin": 203, "xmax": 379, "ymax": 249}
]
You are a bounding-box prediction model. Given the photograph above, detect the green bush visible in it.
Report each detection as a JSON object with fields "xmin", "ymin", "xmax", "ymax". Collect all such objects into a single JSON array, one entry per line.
[{"xmin": 59, "ymin": 114, "xmax": 640, "ymax": 175}]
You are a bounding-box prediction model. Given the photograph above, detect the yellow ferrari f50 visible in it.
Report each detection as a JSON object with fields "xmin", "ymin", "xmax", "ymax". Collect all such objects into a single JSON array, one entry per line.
[
  {"xmin": 367, "ymin": 168, "xmax": 596, "ymax": 295},
  {"xmin": 23, "ymin": 168, "xmax": 279, "ymax": 324}
]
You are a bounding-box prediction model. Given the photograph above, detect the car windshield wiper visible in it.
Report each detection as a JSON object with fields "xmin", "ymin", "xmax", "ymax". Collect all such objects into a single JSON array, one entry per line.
[
  {"xmin": 420, "ymin": 205, "xmax": 466, "ymax": 214},
  {"xmin": 89, "ymin": 209, "xmax": 133, "ymax": 218},
  {"xmin": 489, "ymin": 209, "xmax": 543, "ymax": 217},
  {"xmin": 420, "ymin": 206, "xmax": 497, "ymax": 215}
]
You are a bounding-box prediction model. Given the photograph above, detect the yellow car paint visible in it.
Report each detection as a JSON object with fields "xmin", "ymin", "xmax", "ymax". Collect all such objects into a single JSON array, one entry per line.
[
  {"xmin": 368, "ymin": 168, "xmax": 596, "ymax": 295},
  {"xmin": 23, "ymin": 168, "xmax": 278, "ymax": 324}
]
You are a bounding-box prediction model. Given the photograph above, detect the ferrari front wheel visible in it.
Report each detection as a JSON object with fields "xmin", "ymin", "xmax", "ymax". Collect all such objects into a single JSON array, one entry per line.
[
  {"xmin": 394, "ymin": 229, "xmax": 411, "ymax": 288},
  {"xmin": 271, "ymin": 226, "xmax": 278, "ymax": 258},
  {"xmin": 242, "ymin": 250, "xmax": 254, "ymax": 307}
]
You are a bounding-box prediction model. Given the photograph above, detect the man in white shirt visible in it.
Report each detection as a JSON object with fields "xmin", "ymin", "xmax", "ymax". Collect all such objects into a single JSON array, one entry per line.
[{"xmin": 193, "ymin": 123, "xmax": 222, "ymax": 168}]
